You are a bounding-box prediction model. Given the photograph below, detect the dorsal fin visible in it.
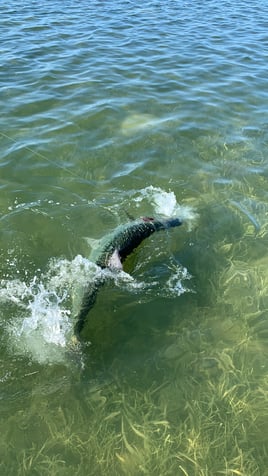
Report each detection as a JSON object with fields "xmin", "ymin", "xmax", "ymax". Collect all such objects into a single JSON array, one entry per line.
[{"xmin": 83, "ymin": 237, "xmax": 102, "ymax": 250}]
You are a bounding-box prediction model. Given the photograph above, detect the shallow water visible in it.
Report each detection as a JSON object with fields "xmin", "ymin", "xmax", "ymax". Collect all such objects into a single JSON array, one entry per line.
[{"xmin": 1, "ymin": 0, "xmax": 268, "ymax": 474}]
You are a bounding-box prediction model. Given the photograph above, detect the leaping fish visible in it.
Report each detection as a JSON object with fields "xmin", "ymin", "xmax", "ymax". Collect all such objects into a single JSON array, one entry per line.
[{"xmin": 74, "ymin": 216, "xmax": 182, "ymax": 337}]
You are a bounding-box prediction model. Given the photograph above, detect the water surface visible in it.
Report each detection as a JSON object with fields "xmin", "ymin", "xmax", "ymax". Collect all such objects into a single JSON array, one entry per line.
[{"xmin": 1, "ymin": 1, "xmax": 268, "ymax": 474}]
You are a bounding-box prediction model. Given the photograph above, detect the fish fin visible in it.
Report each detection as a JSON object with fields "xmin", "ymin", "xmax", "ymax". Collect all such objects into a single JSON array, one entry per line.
[
  {"xmin": 107, "ymin": 249, "xmax": 123, "ymax": 269},
  {"xmin": 83, "ymin": 237, "xmax": 102, "ymax": 250}
]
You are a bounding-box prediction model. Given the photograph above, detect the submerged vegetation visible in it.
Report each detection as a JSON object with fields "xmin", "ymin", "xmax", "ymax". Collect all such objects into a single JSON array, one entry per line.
[
  {"xmin": 1, "ymin": 284, "xmax": 268, "ymax": 475},
  {"xmin": 2, "ymin": 0, "xmax": 268, "ymax": 473},
  {"xmin": 1, "ymin": 194, "xmax": 268, "ymax": 476},
  {"xmin": 1, "ymin": 190, "xmax": 267, "ymax": 476}
]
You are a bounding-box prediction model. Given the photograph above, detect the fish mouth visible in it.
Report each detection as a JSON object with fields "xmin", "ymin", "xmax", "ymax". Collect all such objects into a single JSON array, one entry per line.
[
  {"xmin": 141, "ymin": 216, "xmax": 182, "ymax": 227},
  {"xmin": 164, "ymin": 217, "xmax": 183, "ymax": 227}
]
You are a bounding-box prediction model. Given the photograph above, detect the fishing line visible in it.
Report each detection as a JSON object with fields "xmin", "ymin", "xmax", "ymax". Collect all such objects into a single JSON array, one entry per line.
[
  {"xmin": 0, "ymin": 130, "xmax": 125, "ymax": 223},
  {"xmin": 0, "ymin": 130, "xmax": 83, "ymax": 181}
]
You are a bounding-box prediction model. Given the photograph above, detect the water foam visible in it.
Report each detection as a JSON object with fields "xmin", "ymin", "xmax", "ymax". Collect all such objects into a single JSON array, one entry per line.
[
  {"xmin": 133, "ymin": 186, "xmax": 197, "ymax": 228},
  {"xmin": 165, "ymin": 264, "xmax": 192, "ymax": 297},
  {"xmin": 0, "ymin": 255, "xmax": 98, "ymax": 364}
]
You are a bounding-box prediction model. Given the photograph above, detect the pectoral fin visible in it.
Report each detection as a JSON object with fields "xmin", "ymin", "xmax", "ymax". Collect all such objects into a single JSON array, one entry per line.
[{"xmin": 107, "ymin": 249, "xmax": 123, "ymax": 269}]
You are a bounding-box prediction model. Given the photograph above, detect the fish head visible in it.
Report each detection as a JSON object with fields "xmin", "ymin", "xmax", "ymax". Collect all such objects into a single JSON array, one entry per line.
[{"xmin": 141, "ymin": 216, "xmax": 182, "ymax": 229}]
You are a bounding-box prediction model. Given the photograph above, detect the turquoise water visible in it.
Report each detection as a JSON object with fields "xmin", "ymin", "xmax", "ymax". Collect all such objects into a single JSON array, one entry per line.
[{"xmin": 1, "ymin": 0, "xmax": 268, "ymax": 474}]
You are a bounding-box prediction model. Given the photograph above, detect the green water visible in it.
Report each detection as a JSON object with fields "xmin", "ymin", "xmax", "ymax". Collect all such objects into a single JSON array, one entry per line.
[{"xmin": 1, "ymin": 0, "xmax": 268, "ymax": 474}]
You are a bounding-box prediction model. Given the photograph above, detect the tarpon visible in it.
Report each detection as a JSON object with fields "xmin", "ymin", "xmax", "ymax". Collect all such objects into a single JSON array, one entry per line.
[{"xmin": 74, "ymin": 216, "xmax": 182, "ymax": 337}]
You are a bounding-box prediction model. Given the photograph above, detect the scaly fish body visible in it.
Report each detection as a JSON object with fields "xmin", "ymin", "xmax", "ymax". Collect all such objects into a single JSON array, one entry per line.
[{"xmin": 75, "ymin": 216, "xmax": 182, "ymax": 336}]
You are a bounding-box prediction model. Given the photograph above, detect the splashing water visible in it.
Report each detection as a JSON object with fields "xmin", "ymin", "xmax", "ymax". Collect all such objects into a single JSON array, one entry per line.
[
  {"xmin": 1, "ymin": 259, "xmax": 191, "ymax": 364},
  {"xmin": 166, "ymin": 264, "xmax": 193, "ymax": 297},
  {"xmin": 0, "ymin": 256, "xmax": 99, "ymax": 364},
  {"xmin": 133, "ymin": 186, "xmax": 198, "ymax": 227},
  {"xmin": 19, "ymin": 285, "xmax": 71, "ymax": 347},
  {"xmin": 0, "ymin": 187, "xmax": 195, "ymax": 364}
]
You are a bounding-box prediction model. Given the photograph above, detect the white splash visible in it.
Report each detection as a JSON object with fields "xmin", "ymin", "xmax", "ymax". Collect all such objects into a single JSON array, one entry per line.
[
  {"xmin": 0, "ymin": 255, "xmax": 98, "ymax": 364},
  {"xmin": 166, "ymin": 265, "xmax": 192, "ymax": 297},
  {"xmin": 133, "ymin": 186, "xmax": 198, "ymax": 227},
  {"xmin": 19, "ymin": 286, "xmax": 71, "ymax": 347}
]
